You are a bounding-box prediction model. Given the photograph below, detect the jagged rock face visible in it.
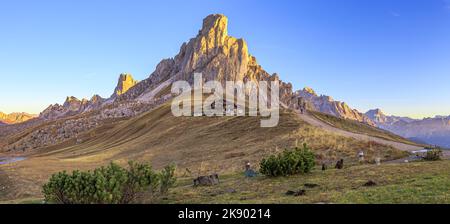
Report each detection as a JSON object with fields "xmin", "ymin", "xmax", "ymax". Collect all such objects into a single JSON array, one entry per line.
[
  {"xmin": 0, "ymin": 112, "xmax": 36, "ymax": 124},
  {"xmin": 40, "ymin": 95, "xmax": 106, "ymax": 120},
  {"xmin": 365, "ymin": 109, "xmax": 388, "ymax": 124},
  {"xmin": 118, "ymin": 14, "xmax": 293, "ymax": 104},
  {"xmin": 63, "ymin": 96, "xmax": 82, "ymax": 111},
  {"xmin": 40, "ymin": 104, "xmax": 66, "ymax": 120},
  {"xmin": 174, "ymin": 14, "xmax": 251, "ymax": 83},
  {"xmin": 112, "ymin": 73, "xmax": 138, "ymax": 98},
  {"xmin": 295, "ymin": 88, "xmax": 375, "ymax": 125},
  {"xmin": 80, "ymin": 95, "xmax": 106, "ymax": 112}
]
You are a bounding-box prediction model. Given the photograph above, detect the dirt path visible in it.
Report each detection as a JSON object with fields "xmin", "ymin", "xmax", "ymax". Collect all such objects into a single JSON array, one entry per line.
[{"xmin": 296, "ymin": 111, "xmax": 423, "ymax": 152}]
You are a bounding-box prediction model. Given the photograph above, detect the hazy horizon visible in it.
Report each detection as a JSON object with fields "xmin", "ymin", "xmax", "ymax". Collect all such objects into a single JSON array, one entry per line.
[{"xmin": 1, "ymin": 0, "xmax": 450, "ymax": 119}]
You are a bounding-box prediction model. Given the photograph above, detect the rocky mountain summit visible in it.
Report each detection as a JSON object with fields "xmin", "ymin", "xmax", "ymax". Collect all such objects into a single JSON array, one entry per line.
[
  {"xmin": 116, "ymin": 14, "xmax": 293, "ymax": 104},
  {"xmin": 112, "ymin": 73, "xmax": 138, "ymax": 98}
]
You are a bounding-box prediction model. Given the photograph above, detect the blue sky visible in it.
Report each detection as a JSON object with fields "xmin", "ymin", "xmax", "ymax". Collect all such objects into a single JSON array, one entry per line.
[{"xmin": 1, "ymin": 0, "xmax": 450, "ymax": 118}]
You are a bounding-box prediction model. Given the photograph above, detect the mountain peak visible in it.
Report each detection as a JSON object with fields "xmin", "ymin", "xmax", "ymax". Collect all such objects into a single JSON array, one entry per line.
[
  {"xmin": 64, "ymin": 96, "xmax": 80, "ymax": 105},
  {"xmin": 303, "ymin": 87, "xmax": 317, "ymax": 96},
  {"xmin": 0, "ymin": 111, "xmax": 37, "ymax": 124},
  {"xmin": 365, "ymin": 108, "xmax": 388, "ymax": 124},
  {"xmin": 90, "ymin": 94, "xmax": 104, "ymax": 102},
  {"xmin": 112, "ymin": 73, "xmax": 138, "ymax": 97},
  {"xmin": 201, "ymin": 14, "xmax": 228, "ymax": 38},
  {"xmin": 366, "ymin": 108, "xmax": 385, "ymax": 116}
]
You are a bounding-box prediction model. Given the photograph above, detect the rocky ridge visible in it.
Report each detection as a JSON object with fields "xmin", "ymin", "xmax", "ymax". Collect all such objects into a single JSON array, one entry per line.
[
  {"xmin": 0, "ymin": 112, "xmax": 36, "ymax": 125},
  {"xmin": 294, "ymin": 88, "xmax": 375, "ymax": 125}
]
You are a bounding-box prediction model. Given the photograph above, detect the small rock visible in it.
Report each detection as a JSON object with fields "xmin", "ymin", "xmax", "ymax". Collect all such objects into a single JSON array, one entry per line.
[
  {"xmin": 363, "ymin": 180, "xmax": 377, "ymax": 187},
  {"xmin": 193, "ymin": 174, "xmax": 220, "ymax": 187},
  {"xmin": 335, "ymin": 159, "xmax": 344, "ymax": 169},
  {"xmin": 286, "ymin": 189, "xmax": 306, "ymax": 197},
  {"xmin": 304, "ymin": 183, "xmax": 319, "ymax": 189}
]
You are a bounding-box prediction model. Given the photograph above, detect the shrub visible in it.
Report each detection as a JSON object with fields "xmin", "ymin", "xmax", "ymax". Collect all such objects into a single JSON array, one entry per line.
[
  {"xmin": 424, "ymin": 149, "xmax": 443, "ymax": 161},
  {"xmin": 159, "ymin": 164, "xmax": 177, "ymax": 195},
  {"xmin": 260, "ymin": 144, "xmax": 316, "ymax": 177},
  {"xmin": 43, "ymin": 162, "xmax": 175, "ymax": 204}
]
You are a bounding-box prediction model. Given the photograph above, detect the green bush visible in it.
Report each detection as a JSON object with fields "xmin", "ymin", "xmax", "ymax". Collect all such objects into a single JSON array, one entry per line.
[
  {"xmin": 424, "ymin": 149, "xmax": 443, "ymax": 161},
  {"xmin": 42, "ymin": 162, "xmax": 175, "ymax": 204},
  {"xmin": 260, "ymin": 144, "xmax": 316, "ymax": 177},
  {"xmin": 159, "ymin": 164, "xmax": 177, "ymax": 195}
]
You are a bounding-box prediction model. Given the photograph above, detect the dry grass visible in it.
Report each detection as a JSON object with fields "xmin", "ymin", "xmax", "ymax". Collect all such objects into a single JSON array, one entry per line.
[
  {"xmin": 0, "ymin": 102, "xmax": 407, "ymax": 202},
  {"xmin": 165, "ymin": 160, "xmax": 450, "ymax": 204}
]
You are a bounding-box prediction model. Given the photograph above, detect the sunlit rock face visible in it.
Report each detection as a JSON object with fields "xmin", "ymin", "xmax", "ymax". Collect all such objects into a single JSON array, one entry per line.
[
  {"xmin": 0, "ymin": 112, "xmax": 36, "ymax": 124},
  {"xmin": 118, "ymin": 14, "xmax": 293, "ymax": 104},
  {"xmin": 112, "ymin": 73, "xmax": 138, "ymax": 98}
]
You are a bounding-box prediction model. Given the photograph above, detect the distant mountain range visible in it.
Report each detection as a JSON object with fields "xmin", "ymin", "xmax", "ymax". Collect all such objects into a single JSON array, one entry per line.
[
  {"xmin": 365, "ymin": 109, "xmax": 450, "ymax": 148},
  {"xmin": 0, "ymin": 112, "xmax": 36, "ymax": 125}
]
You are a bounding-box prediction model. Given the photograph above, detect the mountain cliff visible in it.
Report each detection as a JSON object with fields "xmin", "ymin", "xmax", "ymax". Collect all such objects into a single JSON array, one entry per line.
[
  {"xmin": 112, "ymin": 73, "xmax": 138, "ymax": 98},
  {"xmin": 117, "ymin": 14, "xmax": 293, "ymax": 103}
]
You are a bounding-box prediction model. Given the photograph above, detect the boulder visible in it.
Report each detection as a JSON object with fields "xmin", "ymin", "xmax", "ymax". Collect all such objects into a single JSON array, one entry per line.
[{"xmin": 193, "ymin": 174, "xmax": 220, "ymax": 187}]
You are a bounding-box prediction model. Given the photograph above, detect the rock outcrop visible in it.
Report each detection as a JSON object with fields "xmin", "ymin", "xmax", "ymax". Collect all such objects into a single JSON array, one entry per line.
[{"xmin": 112, "ymin": 73, "xmax": 138, "ymax": 98}]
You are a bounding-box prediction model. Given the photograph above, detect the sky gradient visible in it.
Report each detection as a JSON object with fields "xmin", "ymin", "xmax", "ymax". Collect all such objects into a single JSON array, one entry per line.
[{"xmin": 1, "ymin": 0, "xmax": 450, "ymax": 118}]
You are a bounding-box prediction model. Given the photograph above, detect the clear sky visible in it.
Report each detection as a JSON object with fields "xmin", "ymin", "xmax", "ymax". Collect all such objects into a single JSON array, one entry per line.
[{"xmin": 1, "ymin": 0, "xmax": 449, "ymax": 118}]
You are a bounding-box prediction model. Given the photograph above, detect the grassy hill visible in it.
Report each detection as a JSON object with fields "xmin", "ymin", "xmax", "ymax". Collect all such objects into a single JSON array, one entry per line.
[
  {"xmin": 34, "ymin": 103, "xmax": 409, "ymax": 170},
  {"xmin": 0, "ymin": 102, "xmax": 412, "ymax": 202}
]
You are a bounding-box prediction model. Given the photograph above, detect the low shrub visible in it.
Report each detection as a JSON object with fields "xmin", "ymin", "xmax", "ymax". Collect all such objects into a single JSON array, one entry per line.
[
  {"xmin": 159, "ymin": 164, "xmax": 177, "ymax": 195},
  {"xmin": 260, "ymin": 144, "xmax": 316, "ymax": 177},
  {"xmin": 42, "ymin": 162, "xmax": 176, "ymax": 204},
  {"xmin": 424, "ymin": 149, "xmax": 443, "ymax": 161}
]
